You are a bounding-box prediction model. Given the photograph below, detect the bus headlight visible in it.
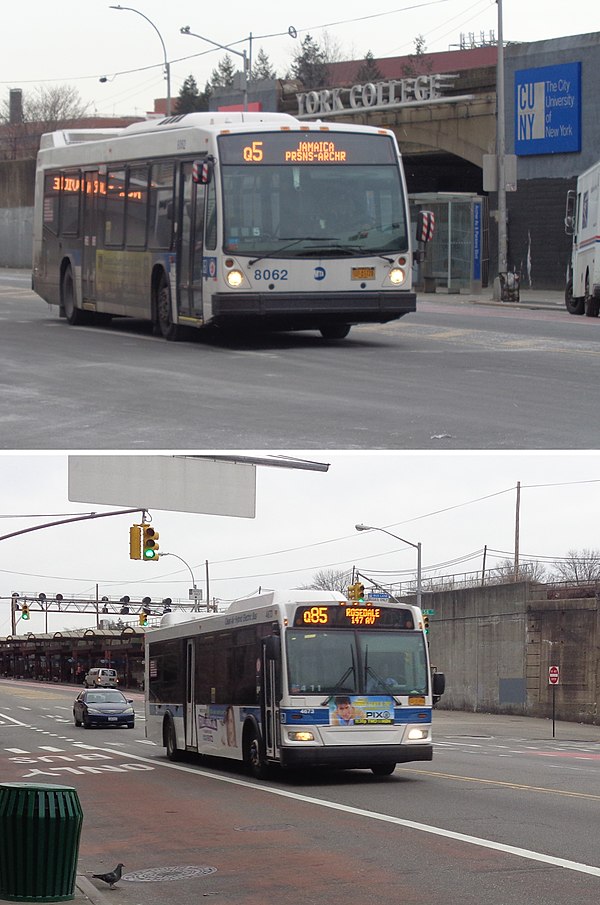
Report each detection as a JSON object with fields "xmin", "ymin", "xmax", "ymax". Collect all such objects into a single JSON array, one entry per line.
[
  {"xmin": 407, "ymin": 727, "xmax": 429, "ymax": 740},
  {"xmin": 226, "ymin": 269, "xmax": 244, "ymax": 288},
  {"xmin": 388, "ymin": 267, "xmax": 406, "ymax": 285},
  {"xmin": 288, "ymin": 730, "xmax": 315, "ymax": 742}
]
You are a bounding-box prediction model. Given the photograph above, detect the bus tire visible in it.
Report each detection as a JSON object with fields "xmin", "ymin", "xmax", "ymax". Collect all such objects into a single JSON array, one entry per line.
[
  {"xmin": 244, "ymin": 726, "xmax": 268, "ymax": 779},
  {"xmin": 320, "ymin": 324, "xmax": 351, "ymax": 340},
  {"xmin": 61, "ymin": 264, "xmax": 90, "ymax": 326},
  {"xmin": 371, "ymin": 763, "xmax": 396, "ymax": 776},
  {"xmin": 156, "ymin": 272, "xmax": 185, "ymax": 341},
  {"xmin": 165, "ymin": 716, "xmax": 181, "ymax": 761}
]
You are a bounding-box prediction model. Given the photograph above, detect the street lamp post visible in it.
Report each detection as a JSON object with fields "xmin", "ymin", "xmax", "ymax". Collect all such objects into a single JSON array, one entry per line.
[
  {"xmin": 355, "ymin": 523, "xmax": 422, "ymax": 609},
  {"xmin": 110, "ymin": 5, "xmax": 171, "ymax": 115},
  {"xmin": 180, "ymin": 26, "xmax": 248, "ymax": 112}
]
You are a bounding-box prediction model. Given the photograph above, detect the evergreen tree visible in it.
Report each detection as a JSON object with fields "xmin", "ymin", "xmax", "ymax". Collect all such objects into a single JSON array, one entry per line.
[
  {"xmin": 210, "ymin": 54, "xmax": 236, "ymax": 89},
  {"xmin": 176, "ymin": 75, "xmax": 201, "ymax": 113},
  {"xmin": 290, "ymin": 34, "xmax": 329, "ymax": 89},
  {"xmin": 402, "ymin": 35, "xmax": 430, "ymax": 78},
  {"xmin": 251, "ymin": 47, "xmax": 276, "ymax": 81},
  {"xmin": 356, "ymin": 51, "xmax": 383, "ymax": 83}
]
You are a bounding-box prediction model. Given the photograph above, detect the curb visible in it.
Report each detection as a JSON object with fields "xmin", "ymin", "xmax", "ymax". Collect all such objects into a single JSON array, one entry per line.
[{"xmin": 76, "ymin": 876, "xmax": 114, "ymax": 905}]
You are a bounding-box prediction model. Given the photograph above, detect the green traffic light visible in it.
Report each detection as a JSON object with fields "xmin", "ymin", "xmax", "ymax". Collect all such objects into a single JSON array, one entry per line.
[{"xmin": 143, "ymin": 548, "xmax": 156, "ymax": 560}]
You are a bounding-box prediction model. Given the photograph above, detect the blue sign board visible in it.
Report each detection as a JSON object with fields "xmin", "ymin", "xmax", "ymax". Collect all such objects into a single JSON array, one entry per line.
[
  {"xmin": 473, "ymin": 201, "xmax": 481, "ymax": 281},
  {"xmin": 514, "ymin": 62, "xmax": 581, "ymax": 156}
]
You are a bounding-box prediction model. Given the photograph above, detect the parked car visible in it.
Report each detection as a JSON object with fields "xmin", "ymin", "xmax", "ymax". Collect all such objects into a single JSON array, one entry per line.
[
  {"xmin": 73, "ymin": 689, "xmax": 135, "ymax": 729},
  {"xmin": 83, "ymin": 667, "xmax": 118, "ymax": 688}
]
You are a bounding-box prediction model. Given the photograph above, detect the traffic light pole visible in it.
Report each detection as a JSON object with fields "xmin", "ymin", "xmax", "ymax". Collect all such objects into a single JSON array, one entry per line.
[{"xmin": 0, "ymin": 507, "xmax": 148, "ymax": 544}]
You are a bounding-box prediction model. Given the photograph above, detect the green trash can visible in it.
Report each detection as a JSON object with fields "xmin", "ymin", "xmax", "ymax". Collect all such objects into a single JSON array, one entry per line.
[{"xmin": 0, "ymin": 783, "xmax": 83, "ymax": 902}]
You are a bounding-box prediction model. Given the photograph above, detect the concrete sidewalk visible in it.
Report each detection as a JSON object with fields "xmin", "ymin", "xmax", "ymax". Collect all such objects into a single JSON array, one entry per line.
[{"xmin": 421, "ymin": 286, "xmax": 567, "ymax": 312}]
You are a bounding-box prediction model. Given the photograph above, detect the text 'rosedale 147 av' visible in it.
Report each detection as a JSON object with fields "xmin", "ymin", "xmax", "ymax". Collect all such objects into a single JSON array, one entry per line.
[
  {"xmin": 32, "ymin": 111, "xmax": 434, "ymax": 342},
  {"xmin": 145, "ymin": 590, "xmax": 445, "ymax": 778}
]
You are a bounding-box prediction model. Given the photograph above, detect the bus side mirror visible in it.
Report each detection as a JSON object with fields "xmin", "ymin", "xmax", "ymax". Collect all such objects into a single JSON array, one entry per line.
[
  {"xmin": 432, "ymin": 671, "xmax": 446, "ymax": 702},
  {"xmin": 416, "ymin": 209, "xmax": 435, "ymax": 243},
  {"xmin": 265, "ymin": 635, "xmax": 280, "ymax": 661},
  {"xmin": 193, "ymin": 157, "xmax": 214, "ymax": 185}
]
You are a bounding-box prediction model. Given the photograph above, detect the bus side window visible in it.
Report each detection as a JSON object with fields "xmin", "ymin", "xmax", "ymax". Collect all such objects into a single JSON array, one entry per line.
[
  {"xmin": 148, "ymin": 162, "xmax": 175, "ymax": 249},
  {"xmin": 59, "ymin": 170, "xmax": 81, "ymax": 236},
  {"xmin": 205, "ymin": 178, "xmax": 217, "ymax": 250},
  {"xmin": 105, "ymin": 168, "xmax": 126, "ymax": 247},
  {"xmin": 43, "ymin": 174, "xmax": 59, "ymax": 234},
  {"xmin": 125, "ymin": 164, "xmax": 149, "ymax": 248}
]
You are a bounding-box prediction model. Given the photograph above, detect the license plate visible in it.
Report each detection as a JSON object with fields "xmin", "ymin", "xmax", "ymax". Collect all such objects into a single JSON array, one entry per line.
[
  {"xmin": 351, "ymin": 267, "xmax": 375, "ymax": 280},
  {"xmin": 107, "ymin": 717, "xmax": 118, "ymax": 721}
]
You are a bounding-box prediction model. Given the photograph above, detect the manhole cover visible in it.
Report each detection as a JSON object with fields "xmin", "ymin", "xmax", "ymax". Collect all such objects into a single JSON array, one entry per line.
[{"xmin": 123, "ymin": 866, "xmax": 217, "ymax": 882}]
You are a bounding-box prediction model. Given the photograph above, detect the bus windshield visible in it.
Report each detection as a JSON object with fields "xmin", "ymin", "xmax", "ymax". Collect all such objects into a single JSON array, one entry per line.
[
  {"xmin": 286, "ymin": 629, "xmax": 428, "ymax": 697},
  {"xmin": 219, "ymin": 132, "xmax": 408, "ymax": 258}
]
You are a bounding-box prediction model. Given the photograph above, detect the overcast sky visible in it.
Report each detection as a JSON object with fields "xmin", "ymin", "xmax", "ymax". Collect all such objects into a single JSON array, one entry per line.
[
  {"xmin": 2, "ymin": 1, "xmax": 598, "ymax": 118},
  {"xmin": 2, "ymin": 451, "xmax": 600, "ymax": 634}
]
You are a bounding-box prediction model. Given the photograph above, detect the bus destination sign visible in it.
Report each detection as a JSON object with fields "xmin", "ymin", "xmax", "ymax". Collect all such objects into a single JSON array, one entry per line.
[
  {"xmin": 294, "ymin": 605, "xmax": 414, "ymax": 629},
  {"xmin": 218, "ymin": 132, "xmax": 396, "ymax": 166}
]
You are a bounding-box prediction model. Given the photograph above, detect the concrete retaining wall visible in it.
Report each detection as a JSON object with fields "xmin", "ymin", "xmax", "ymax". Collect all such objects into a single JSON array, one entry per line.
[{"xmin": 427, "ymin": 581, "xmax": 599, "ymax": 725}]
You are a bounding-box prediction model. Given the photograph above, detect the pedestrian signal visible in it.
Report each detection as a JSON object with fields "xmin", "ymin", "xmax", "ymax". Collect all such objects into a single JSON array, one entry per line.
[
  {"xmin": 142, "ymin": 526, "xmax": 160, "ymax": 561},
  {"xmin": 21, "ymin": 603, "xmax": 30, "ymax": 620},
  {"xmin": 129, "ymin": 524, "xmax": 142, "ymax": 560}
]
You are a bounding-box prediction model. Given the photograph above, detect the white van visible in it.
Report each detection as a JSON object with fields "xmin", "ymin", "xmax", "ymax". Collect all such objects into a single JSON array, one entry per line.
[{"xmin": 83, "ymin": 667, "xmax": 118, "ymax": 688}]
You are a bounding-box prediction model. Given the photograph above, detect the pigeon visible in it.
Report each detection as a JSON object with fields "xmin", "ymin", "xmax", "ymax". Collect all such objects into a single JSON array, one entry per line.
[{"xmin": 92, "ymin": 863, "xmax": 124, "ymax": 889}]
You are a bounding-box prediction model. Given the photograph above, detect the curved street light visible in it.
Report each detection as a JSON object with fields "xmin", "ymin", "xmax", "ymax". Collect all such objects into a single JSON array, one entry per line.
[
  {"xmin": 180, "ymin": 26, "xmax": 248, "ymax": 111},
  {"xmin": 110, "ymin": 5, "xmax": 171, "ymax": 114},
  {"xmin": 355, "ymin": 523, "xmax": 422, "ymax": 609}
]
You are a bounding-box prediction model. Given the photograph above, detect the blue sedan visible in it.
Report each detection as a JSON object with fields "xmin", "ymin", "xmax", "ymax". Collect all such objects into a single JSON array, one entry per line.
[{"xmin": 73, "ymin": 689, "xmax": 135, "ymax": 729}]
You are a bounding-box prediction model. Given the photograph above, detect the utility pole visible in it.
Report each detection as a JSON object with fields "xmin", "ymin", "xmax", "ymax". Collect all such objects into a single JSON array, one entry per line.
[
  {"xmin": 496, "ymin": 0, "xmax": 507, "ymax": 278},
  {"xmin": 514, "ymin": 481, "xmax": 521, "ymax": 579}
]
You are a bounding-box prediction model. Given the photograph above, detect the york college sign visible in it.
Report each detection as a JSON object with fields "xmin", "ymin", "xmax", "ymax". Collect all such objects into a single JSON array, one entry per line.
[{"xmin": 296, "ymin": 73, "xmax": 458, "ymax": 118}]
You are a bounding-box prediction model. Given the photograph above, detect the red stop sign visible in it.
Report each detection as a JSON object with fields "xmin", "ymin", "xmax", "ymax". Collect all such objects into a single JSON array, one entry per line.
[{"xmin": 548, "ymin": 665, "xmax": 560, "ymax": 685}]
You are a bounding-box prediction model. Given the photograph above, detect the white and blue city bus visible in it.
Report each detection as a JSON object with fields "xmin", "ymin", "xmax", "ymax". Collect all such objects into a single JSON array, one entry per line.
[
  {"xmin": 32, "ymin": 111, "xmax": 432, "ymax": 341},
  {"xmin": 145, "ymin": 590, "xmax": 445, "ymax": 777}
]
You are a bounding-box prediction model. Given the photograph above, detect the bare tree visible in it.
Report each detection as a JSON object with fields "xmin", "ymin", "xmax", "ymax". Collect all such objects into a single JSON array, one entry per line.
[
  {"xmin": 550, "ymin": 549, "xmax": 600, "ymax": 585},
  {"xmin": 490, "ymin": 558, "xmax": 548, "ymax": 583},
  {"xmin": 22, "ymin": 85, "xmax": 89, "ymax": 125},
  {"xmin": 298, "ymin": 568, "xmax": 353, "ymax": 593}
]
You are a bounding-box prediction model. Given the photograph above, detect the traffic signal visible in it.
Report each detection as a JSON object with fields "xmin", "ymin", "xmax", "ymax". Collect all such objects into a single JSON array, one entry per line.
[
  {"xmin": 21, "ymin": 603, "xmax": 30, "ymax": 620},
  {"xmin": 347, "ymin": 582, "xmax": 365, "ymax": 602},
  {"xmin": 129, "ymin": 524, "xmax": 142, "ymax": 560},
  {"xmin": 142, "ymin": 525, "xmax": 160, "ymax": 561},
  {"xmin": 138, "ymin": 613, "xmax": 148, "ymax": 626},
  {"xmin": 423, "ymin": 614, "xmax": 430, "ymax": 634}
]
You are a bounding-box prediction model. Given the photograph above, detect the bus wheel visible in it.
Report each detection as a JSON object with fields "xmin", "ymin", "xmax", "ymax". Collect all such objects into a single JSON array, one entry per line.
[
  {"xmin": 61, "ymin": 265, "xmax": 90, "ymax": 325},
  {"xmin": 156, "ymin": 274, "xmax": 184, "ymax": 341},
  {"xmin": 565, "ymin": 279, "xmax": 584, "ymax": 315},
  {"xmin": 165, "ymin": 717, "xmax": 181, "ymax": 761},
  {"xmin": 371, "ymin": 763, "xmax": 396, "ymax": 776},
  {"xmin": 320, "ymin": 324, "xmax": 351, "ymax": 340},
  {"xmin": 244, "ymin": 728, "xmax": 268, "ymax": 779}
]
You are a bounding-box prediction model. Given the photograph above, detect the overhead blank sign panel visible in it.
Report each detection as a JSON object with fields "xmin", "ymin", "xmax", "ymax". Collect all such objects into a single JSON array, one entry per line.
[{"xmin": 68, "ymin": 456, "xmax": 256, "ymax": 518}]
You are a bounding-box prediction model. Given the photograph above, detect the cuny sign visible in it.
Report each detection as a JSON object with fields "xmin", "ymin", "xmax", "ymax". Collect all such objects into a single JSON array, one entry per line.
[
  {"xmin": 514, "ymin": 62, "xmax": 581, "ymax": 156},
  {"xmin": 297, "ymin": 74, "xmax": 456, "ymax": 118}
]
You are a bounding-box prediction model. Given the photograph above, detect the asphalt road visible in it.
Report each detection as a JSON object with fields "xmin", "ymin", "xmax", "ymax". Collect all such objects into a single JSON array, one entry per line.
[
  {"xmin": 2, "ymin": 269, "xmax": 600, "ymax": 449},
  {"xmin": 1, "ymin": 680, "xmax": 599, "ymax": 905}
]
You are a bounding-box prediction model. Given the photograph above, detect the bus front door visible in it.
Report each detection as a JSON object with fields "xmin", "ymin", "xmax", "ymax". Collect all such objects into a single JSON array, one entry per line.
[
  {"xmin": 178, "ymin": 163, "xmax": 204, "ymax": 324},
  {"xmin": 262, "ymin": 637, "xmax": 281, "ymax": 761},
  {"xmin": 82, "ymin": 170, "xmax": 99, "ymax": 301},
  {"xmin": 185, "ymin": 639, "xmax": 196, "ymax": 749}
]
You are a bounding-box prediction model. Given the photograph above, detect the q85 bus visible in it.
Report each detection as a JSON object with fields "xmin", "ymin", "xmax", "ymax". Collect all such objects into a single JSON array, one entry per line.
[
  {"xmin": 145, "ymin": 589, "xmax": 445, "ymax": 777},
  {"xmin": 32, "ymin": 111, "xmax": 432, "ymax": 341}
]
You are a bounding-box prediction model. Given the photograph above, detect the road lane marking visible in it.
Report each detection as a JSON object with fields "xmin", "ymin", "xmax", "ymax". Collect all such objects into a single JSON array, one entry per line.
[
  {"xmin": 80, "ymin": 744, "xmax": 600, "ymax": 878},
  {"xmin": 398, "ymin": 766, "xmax": 600, "ymax": 801},
  {"xmin": 0, "ymin": 712, "xmax": 30, "ymax": 727}
]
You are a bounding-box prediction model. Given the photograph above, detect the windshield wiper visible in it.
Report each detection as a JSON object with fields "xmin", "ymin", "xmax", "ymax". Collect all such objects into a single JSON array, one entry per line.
[
  {"xmin": 320, "ymin": 646, "xmax": 356, "ymax": 704},
  {"xmin": 248, "ymin": 237, "xmax": 335, "ymax": 267}
]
